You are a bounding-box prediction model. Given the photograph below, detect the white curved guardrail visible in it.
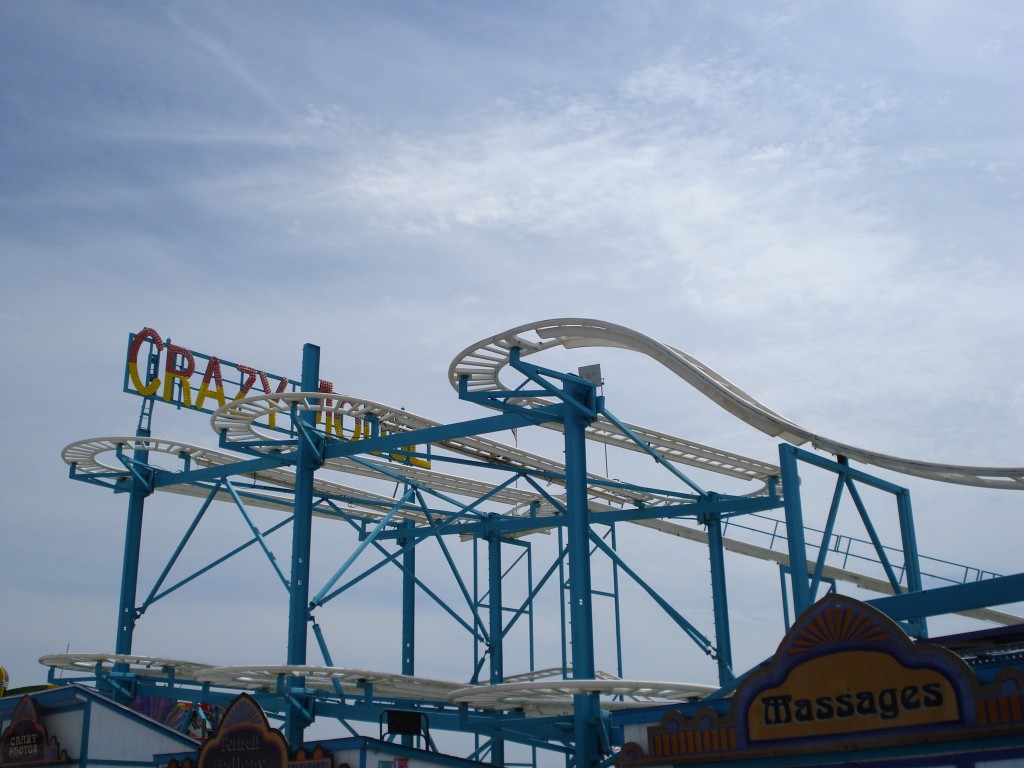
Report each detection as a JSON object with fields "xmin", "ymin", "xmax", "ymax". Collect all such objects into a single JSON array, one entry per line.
[
  {"xmin": 37, "ymin": 654, "xmax": 717, "ymax": 715},
  {"xmin": 449, "ymin": 318, "xmax": 1024, "ymax": 491},
  {"xmin": 61, "ymin": 320, "xmax": 1023, "ymax": 625},
  {"xmin": 52, "ymin": 323, "xmax": 1024, "ymax": 709}
]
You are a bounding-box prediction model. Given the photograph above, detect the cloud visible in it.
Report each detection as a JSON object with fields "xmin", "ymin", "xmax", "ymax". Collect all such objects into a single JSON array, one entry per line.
[
  {"xmin": 324, "ymin": 51, "xmax": 910, "ymax": 313},
  {"xmin": 2, "ymin": 1, "xmax": 1021, "ymax": 712}
]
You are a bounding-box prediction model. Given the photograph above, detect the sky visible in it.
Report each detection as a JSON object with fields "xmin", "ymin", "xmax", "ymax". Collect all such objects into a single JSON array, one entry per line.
[{"xmin": 1, "ymin": 0, "xmax": 1022, "ymax": 744}]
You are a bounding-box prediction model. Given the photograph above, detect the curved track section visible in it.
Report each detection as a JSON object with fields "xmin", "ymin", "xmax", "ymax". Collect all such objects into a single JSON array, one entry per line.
[
  {"xmin": 194, "ymin": 665, "xmax": 464, "ymax": 701},
  {"xmin": 449, "ymin": 318, "xmax": 1024, "ymax": 490},
  {"xmin": 62, "ymin": 437, "xmax": 444, "ymax": 523},
  {"xmin": 35, "ymin": 654, "xmax": 714, "ymax": 718},
  {"xmin": 191, "ymin": 665, "xmax": 715, "ymax": 715},
  {"xmin": 447, "ymin": 678, "xmax": 717, "ymax": 715},
  {"xmin": 211, "ymin": 393, "xmax": 674, "ymax": 511},
  {"xmin": 62, "ymin": 430, "xmax": 672, "ymax": 529},
  {"xmin": 39, "ymin": 653, "xmax": 212, "ymax": 680}
]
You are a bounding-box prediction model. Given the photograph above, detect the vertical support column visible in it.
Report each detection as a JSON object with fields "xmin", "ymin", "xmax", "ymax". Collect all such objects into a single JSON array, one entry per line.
[
  {"xmin": 115, "ymin": 441, "xmax": 149, "ymax": 659},
  {"xmin": 779, "ymin": 445, "xmax": 811, "ymax": 620},
  {"xmin": 557, "ymin": 525, "xmax": 569, "ymax": 677},
  {"xmin": 110, "ymin": 439, "xmax": 151, "ymax": 703},
  {"xmin": 705, "ymin": 512, "xmax": 734, "ymax": 685},
  {"xmin": 609, "ymin": 524, "xmax": 624, "ymax": 680},
  {"xmin": 400, "ymin": 520, "xmax": 417, "ymax": 677},
  {"xmin": 564, "ymin": 380, "xmax": 600, "ymax": 768},
  {"xmin": 400, "ymin": 520, "xmax": 417, "ymax": 749},
  {"xmin": 897, "ymin": 489, "xmax": 927, "ymax": 637},
  {"xmin": 112, "ymin": 340, "xmax": 160, "ymax": 701},
  {"xmin": 487, "ymin": 529, "xmax": 505, "ymax": 766},
  {"xmin": 286, "ymin": 343, "xmax": 320, "ymax": 745}
]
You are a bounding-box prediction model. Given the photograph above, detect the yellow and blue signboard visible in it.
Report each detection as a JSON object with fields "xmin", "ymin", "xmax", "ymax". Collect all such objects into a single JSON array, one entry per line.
[{"xmin": 617, "ymin": 595, "xmax": 1024, "ymax": 766}]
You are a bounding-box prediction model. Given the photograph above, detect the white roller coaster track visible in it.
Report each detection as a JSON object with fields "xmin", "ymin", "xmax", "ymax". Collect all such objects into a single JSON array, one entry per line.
[
  {"xmin": 210, "ymin": 393, "xmax": 673, "ymax": 508},
  {"xmin": 61, "ymin": 319, "xmax": 1022, "ymax": 633},
  {"xmin": 53, "ymin": 321, "xmax": 1024, "ymax": 712},
  {"xmin": 448, "ymin": 318, "xmax": 1024, "ymax": 491},
  {"xmin": 37, "ymin": 654, "xmax": 717, "ymax": 715}
]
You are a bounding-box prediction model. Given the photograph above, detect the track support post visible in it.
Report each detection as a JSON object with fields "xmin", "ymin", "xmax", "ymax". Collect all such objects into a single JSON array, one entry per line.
[
  {"xmin": 779, "ymin": 444, "xmax": 811, "ymax": 620},
  {"xmin": 703, "ymin": 510, "xmax": 734, "ymax": 685},
  {"xmin": 286, "ymin": 343, "xmax": 322, "ymax": 745},
  {"xmin": 897, "ymin": 489, "xmax": 927, "ymax": 638},
  {"xmin": 111, "ymin": 338, "xmax": 162, "ymax": 702},
  {"xmin": 563, "ymin": 377, "xmax": 602, "ymax": 768},
  {"xmin": 487, "ymin": 528, "xmax": 505, "ymax": 765}
]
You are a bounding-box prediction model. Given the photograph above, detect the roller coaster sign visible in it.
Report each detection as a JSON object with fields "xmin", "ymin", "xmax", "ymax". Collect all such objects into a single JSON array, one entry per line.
[
  {"xmin": 123, "ymin": 328, "xmax": 432, "ymax": 467},
  {"xmin": 125, "ymin": 328, "xmax": 301, "ymax": 417}
]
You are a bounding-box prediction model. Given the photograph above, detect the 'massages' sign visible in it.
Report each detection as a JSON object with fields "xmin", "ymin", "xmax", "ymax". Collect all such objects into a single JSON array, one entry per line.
[
  {"xmin": 615, "ymin": 595, "xmax": 1012, "ymax": 766},
  {"xmin": 744, "ymin": 617, "xmax": 959, "ymax": 741}
]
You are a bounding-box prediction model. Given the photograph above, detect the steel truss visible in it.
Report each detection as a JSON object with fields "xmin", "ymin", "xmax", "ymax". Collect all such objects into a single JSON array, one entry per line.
[{"xmin": 52, "ymin": 319, "xmax": 1024, "ymax": 768}]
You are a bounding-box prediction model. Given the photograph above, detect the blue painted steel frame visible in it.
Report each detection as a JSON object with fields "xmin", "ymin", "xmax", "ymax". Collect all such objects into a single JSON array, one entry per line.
[
  {"xmin": 74, "ymin": 336, "xmax": 1021, "ymax": 768},
  {"xmin": 83, "ymin": 339, "xmax": 784, "ymax": 761},
  {"xmin": 487, "ymin": 530, "xmax": 505, "ymax": 765},
  {"xmin": 285, "ymin": 343, "xmax": 321, "ymax": 743},
  {"xmin": 704, "ymin": 511, "xmax": 734, "ymax": 685},
  {"xmin": 562, "ymin": 376, "xmax": 602, "ymax": 768},
  {"xmin": 779, "ymin": 444, "xmax": 929, "ymax": 636},
  {"xmin": 88, "ymin": 350, "xmax": 782, "ymax": 765}
]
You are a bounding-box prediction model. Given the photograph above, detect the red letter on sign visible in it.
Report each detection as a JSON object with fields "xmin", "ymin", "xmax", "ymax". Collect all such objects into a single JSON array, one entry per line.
[
  {"xmin": 234, "ymin": 364, "xmax": 258, "ymax": 399},
  {"xmin": 127, "ymin": 328, "xmax": 164, "ymax": 396}
]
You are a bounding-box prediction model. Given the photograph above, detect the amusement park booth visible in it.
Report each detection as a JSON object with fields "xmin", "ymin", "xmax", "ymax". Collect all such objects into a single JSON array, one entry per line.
[{"xmin": 613, "ymin": 595, "xmax": 1024, "ymax": 768}]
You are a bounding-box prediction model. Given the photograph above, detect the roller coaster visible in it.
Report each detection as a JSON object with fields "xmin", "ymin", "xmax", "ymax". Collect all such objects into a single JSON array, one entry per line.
[{"xmin": 47, "ymin": 319, "xmax": 1024, "ymax": 768}]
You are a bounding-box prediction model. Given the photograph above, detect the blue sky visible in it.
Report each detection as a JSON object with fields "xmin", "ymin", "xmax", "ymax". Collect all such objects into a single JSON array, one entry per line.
[{"xmin": 1, "ymin": 0, "xmax": 1021, "ymax": 720}]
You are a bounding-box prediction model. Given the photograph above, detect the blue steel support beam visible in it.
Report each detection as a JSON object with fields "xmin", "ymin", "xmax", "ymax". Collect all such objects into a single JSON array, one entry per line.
[
  {"xmin": 607, "ymin": 526, "xmax": 624, "ymax": 680},
  {"xmin": 140, "ymin": 483, "xmax": 220, "ymax": 613},
  {"xmin": 399, "ymin": 519, "xmax": 416, "ymax": 749},
  {"xmin": 588, "ymin": 532, "xmax": 715, "ymax": 656},
  {"xmin": 286, "ymin": 343, "xmax": 321, "ymax": 745},
  {"xmin": 868, "ymin": 573, "xmax": 1024, "ymax": 621},
  {"xmin": 845, "ymin": 477, "xmax": 905, "ymax": 593},
  {"xmin": 321, "ymin": 410, "xmax": 560, "ymax": 461},
  {"xmin": 145, "ymin": 518, "xmax": 292, "ymax": 607},
  {"xmin": 112, "ymin": 341, "xmax": 161, "ymax": 701},
  {"xmin": 809, "ymin": 475, "xmax": 846, "ymax": 602},
  {"xmin": 153, "ymin": 410, "xmax": 556, "ymax": 491},
  {"xmin": 152, "ymin": 453, "xmax": 294, "ymax": 488},
  {"xmin": 598, "ymin": 407, "xmax": 707, "ymax": 496},
  {"xmin": 704, "ymin": 512, "xmax": 735, "ymax": 685},
  {"xmin": 790, "ymin": 446, "xmax": 908, "ymax": 494},
  {"xmin": 563, "ymin": 378, "xmax": 602, "ymax": 768},
  {"xmin": 488, "ymin": 528, "xmax": 505, "ymax": 766},
  {"xmin": 115, "ymin": 450, "xmax": 149, "ymax": 658},
  {"xmin": 112, "ymin": 438, "xmax": 151, "ymax": 705},
  {"xmin": 310, "ymin": 488, "xmax": 411, "ymax": 607},
  {"xmin": 896, "ymin": 488, "xmax": 928, "ymax": 637},
  {"xmin": 420, "ymin": 493, "xmax": 784, "ymax": 541},
  {"xmin": 779, "ymin": 444, "xmax": 811, "ymax": 619},
  {"xmin": 400, "ymin": 520, "xmax": 417, "ymax": 678},
  {"xmin": 224, "ymin": 479, "xmax": 292, "ymax": 591}
]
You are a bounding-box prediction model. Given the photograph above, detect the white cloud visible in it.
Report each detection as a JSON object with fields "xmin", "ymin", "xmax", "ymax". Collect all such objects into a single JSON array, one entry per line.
[{"xmin": 1, "ymin": 2, "xmax": 1021, "ymax": 736}]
